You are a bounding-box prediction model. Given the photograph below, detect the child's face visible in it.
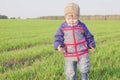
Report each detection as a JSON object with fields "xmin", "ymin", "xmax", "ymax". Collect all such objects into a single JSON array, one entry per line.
[{"xmin": 65, "ymin": 13, "xmax": 78, "ymax": 26}]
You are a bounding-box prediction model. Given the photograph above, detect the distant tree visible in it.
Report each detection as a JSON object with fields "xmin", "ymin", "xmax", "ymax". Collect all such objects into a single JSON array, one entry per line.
[
  {"xmin": 0, "ymin": 15, "xmax": 8, "ymax": 19},
  {"xmin": 17, "ymin": 17, "xmax": 21, "ymax": 19},
  {"xmin": 10, "ymin": 17, "xmax": 16, "ymax": 19}
]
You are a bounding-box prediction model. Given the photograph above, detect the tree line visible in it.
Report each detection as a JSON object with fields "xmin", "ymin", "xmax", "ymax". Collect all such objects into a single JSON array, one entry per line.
[
  {"xmin": 1, "ymin": 14, "xmax": 120, "ymax": 20},
  {"xmin": 37, "ymin": 15, "xmax": 120, "ymax": 20},
  {"xmin": 0, "ymin": 15, "xmax": 8, "ymax": 19}
]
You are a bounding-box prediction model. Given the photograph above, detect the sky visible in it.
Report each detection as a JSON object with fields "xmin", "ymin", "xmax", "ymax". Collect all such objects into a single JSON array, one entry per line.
[{"xmin": 0, "ymin": 0, "xmax": 120, "ymax": 18}]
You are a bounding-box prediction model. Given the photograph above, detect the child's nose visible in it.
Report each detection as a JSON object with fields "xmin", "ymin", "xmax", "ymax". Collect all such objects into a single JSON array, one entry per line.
[{"xmin": 70, "ymin": 18, "xmax": 74, "ymax": 21}]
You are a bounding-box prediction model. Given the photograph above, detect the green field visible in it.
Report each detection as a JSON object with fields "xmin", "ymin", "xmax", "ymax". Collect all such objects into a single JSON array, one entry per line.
[{"xmin": 0, "ymin": 19, "xmax": 120, "ymax": 80}]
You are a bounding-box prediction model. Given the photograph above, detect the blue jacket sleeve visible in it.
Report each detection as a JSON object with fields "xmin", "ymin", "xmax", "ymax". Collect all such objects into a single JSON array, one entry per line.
[
  {"xmin": 54, "ymin": 25, "xmax": 64, "ymax": 50},
  {"xmin": 83, "ymin": 24, "xmax": 96, "ymax": 49}
]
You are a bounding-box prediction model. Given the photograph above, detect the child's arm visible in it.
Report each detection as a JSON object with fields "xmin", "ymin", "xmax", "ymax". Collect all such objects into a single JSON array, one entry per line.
[
  {"xmin": 54, "ymin": 26, "xmax": 64, "ymax": 51},
  {"xmin": 83, "ymin": 24, "xmax": 96, "ymax": 52}
]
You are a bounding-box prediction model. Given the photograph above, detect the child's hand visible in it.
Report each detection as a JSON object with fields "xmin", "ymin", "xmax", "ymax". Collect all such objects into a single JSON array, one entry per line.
[
  {"xmin": 90, "ymin": 47, "xmax": 95, "ymax": 53},
  {"xmin": 57, "ymin": 45, "xmax": 64, "ymax": 53}
]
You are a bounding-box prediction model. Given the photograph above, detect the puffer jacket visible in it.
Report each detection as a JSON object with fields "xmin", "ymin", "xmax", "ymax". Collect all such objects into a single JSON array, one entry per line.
[{"xmin": 54, "ymin": 20, "xmax": 96, "ymax": 60}]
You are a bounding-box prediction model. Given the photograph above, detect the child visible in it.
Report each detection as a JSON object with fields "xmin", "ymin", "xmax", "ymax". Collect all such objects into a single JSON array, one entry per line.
[{"xmin": 54, "ymin": 2, "xmax": 96, "ymax": 80}]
